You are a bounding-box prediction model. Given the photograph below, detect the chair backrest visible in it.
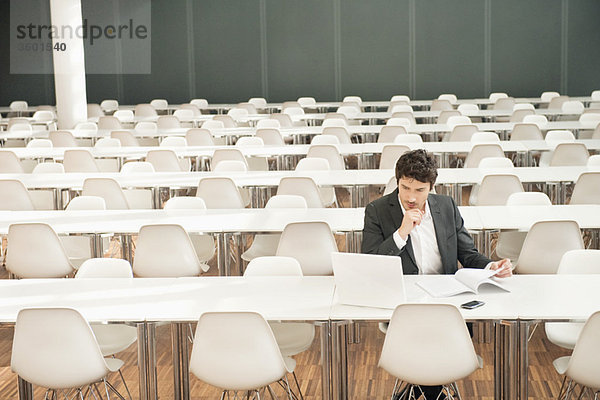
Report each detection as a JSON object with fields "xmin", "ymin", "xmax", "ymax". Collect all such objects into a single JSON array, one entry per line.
[
  {"xmin": 235, "ymin": 136, "xmax": 264, "ymax": 147},
  {"xmin": 211, "ymin": 148, "xmax": 249, "ymax": 170},
  {"xmin": 386, "ymin": 117, "xmax": 412, "ymax": 127},
  {"xmin": 133, "ymin": 224, "xmax": 206, "ymax": 277},
  {"xmin": 264, "ymin": 194, "xmax": 308, "ymax": 209},
  {"xmin": 32, "ymin": 162, "xmax": 65, "ymax": 174},
  {"xmin": 190, "ymin": 98, "xmax": 209, "ymax": 109},
  {"xmin": 157, "ymin": 115, "xmax": 181, "ymax": 130},
  {"xmin": 342, "ymin": 95, "xmax": 362, "ymax": 104},
  {"xmin": 464, "ymin": 144, "xmax": 505, "ymax": 168},
  {"xmin": 9, "ymin": 100, "xmax": 29, "ymax": 111},
  {"xmin": 74, "ymin": 122, "xmax": 98, "ymax": 134},
  {"xmin": 390, "ymin": 95, "xmax": 410, "ymax": 103},
  {"xmin": 283, "ymin": 106, "xmax": 305, "ymax": 117},
  {"xmin": 447, "ymin": 124, "xmax": 478, "ymax": 142},
  {"xmin": 377, "ymin": 126, "xmax": 407, "ymax": 143},
  {"xmin": 478, "ymin": 157, "xmax": 514, "ymax": 169},
  {"xmin": 470, "ymin": 132, "xmax": 500, "ymax": 143},
  {"xmin": 457, "ymin": 103, "xmax": 479, "ymax": 116},
  {"xmin": 0, "ymin": 151, "xmax": 25, "ymax": 173},
  {"xmin": 113, "ymin": 109, "xmax": 134, "ymax": 122},
  {"xmin": 66, "ymin": 195, "xmax": 107, "ymax": 210},
  {"xmin": 214, "ymin": 115, "xmax": 237, "ymax": 128},
  {"xmin": 306, "ymin": 145, "xmax": 345, "ymax": 170},
  {"xmin": 186, "ymin": 128, "xmax": 215, "ymax": 146},
  {"xmin": 437, "ymin": 110, "xmax": 461, "ymax": 124},
  {"xmin": 540, "ymin": 91, "xmax": 560, "ymax": 103},
  {"xmin": 135, "ymin": 121, "xmax": 158, "ymax": 134},
  {"xmin": 570, "ymin": 172, "xmax": 600, "ymax": 204},
  {"xmin": 506, "ymin": 192, "xmax": 552, "ymax": 206},
  {"xmin": 244, "ymin": 256, "xmax": 303, "ymax": 276},
  {"xmin": 446, "ymin": 115, "xmax": 472, "ymax": 129},
  {"xmin": 587, "ymin": 154, "xmax": 600, "ymax": 166},
  {"xmin": 146, "ymin": 149, "xmax": 185, "ymax": 172},
  {"xmin": 134, "ymin": 103, "xmax": 158, "ymax": 118},
  {"xmin": 255, "ymin": 119, "xmax": 281, "ymax": 129},
  {"xmin": 336, "ymin": 105, "xmax": 360, "ymax": 118},
  {"xmin": 322, "ymin": 118, "xmax": 347, "ymax": 128},
  {"xmin": 545, "ymin": 130, "xmax": 575, "ymax": 143},
  {"xmin": 473, "ymin": 174, "xmax": 524, "ymax": 206},
  {"xmin": 297, "ymin": 96, "xmax": 317, "ymax": 107},
  {"xmin": 270, "ymin": 114, "xmax": 293, "ymax": 128},
  {"xmin": 515, "ymin": 220, "xmax": 584, "ymax": 274},
  {"xmin": 75, "ymin": 258, "xmax": 133, "ymax": 278},
  {"xmin": 189, "ymin": 311, "xmax": 287, "ymax": 391},
  {"xmin": 509, "ymin": 109, "xmax": 535, "ymax": 123},
  {"xmin": 196, "ymin": 177, "xmax": 245, "ymax": 209},
  {"xmin": 389, "ymin": 104, "xmax": 413, "ymax": 114},
  {"xmin": 379, "ymin": 304, "xmax": 479, "ymax": 386},
  {"xmin": 100, "ymin": 99, "xmax": 119, "ymax": 111},
  {"xmin": 120, "ymin": 161, "xmax": 155, "ymax": 174},
  {"xmin": 94, "ymin": 137, "xmax": 121, "ymax": 148},
  {"xmin": 160, "ymin": 136, "xmax": 188, "ymax": 147},
  {"xmin": 548, "ymin": 95, "xmax": 570, "ymax": 109},
  {"xmin": 237, "ymin": 102, "xmax": 258, "ymax": 114},
  {"xmin": 276, "ymin": 176, "xmax": 324, "ymax": 208},
  {"xmin": 227, "ymin": 107, "xmax": 249, "ymax": 119},
  {"xmin": 213, "ymin": 160, "xmax": 248, "ymax": 172},
  {"xmin": 510, "ymin": 123, "xmax": 544, "ymax": 141},
  {"xmin": 493, "ymin": 97, "xmax": 516, "ymax": 111},
  {"xmin": 256, "ymin": 128, "xmax": 285, "ymax": 145},
  {"xmin": 97, "ymin": 116, "xmax": 122, "ymax": 130},
  {"xmin": 380, "ymin": 145, "xmax": 410, "ymax": 169},
  {"xmin": 561, "ymin": 100, "xmax": 584, "ymax": 114},
  {"xmin": 489, "ymin": 92, "xmax": 508, "ymax": 102},
  {"xmin": 522, "ymin": 114, "xmax": 548, "ymax": 128},
  {"xmin": 173, "ymin": 109, "xmax": 195, "ymax": 122},
  {"xmin": 549, "ymin": 143, "xmax": 589, "ymax": 166},
  {"xmin": 150, "ymin": 98, "xmax": 168, "ymax": 110},
  {"xmin": 11, "ymin": 308, "xmax": 109, "ymax": 389},
  {"xmin": 565, "ymin": 310, "xmax": 600, "ymax": 389},
  {"xmin": 0, "ymin": 180, "xmax": 35, "ymax": 210},
  {"xmin": 32, "ymin": 110, "xmax": 55, "ymax": 122},
  {"xmin": 430, "ymin": 99, "xmax": 453, "ymax": 111},
  {"xmin": 322, "ymin": 127, "xmax": 352, "ymax": 144},
  {"xmin": 311, "ymin": 135, "xmax": 340, "ymax": 145},
  {"xmin": 63, "ymin": 149, "xmax": 100, "ymax": 173},
  {"xmin": 82, "ymin": 178, "xmax": 129, "ymax": 210},
  {"xmin": 513, "ymin": 103, "xmax": 535, "ymax": 111},
  {"xmin": 295, "ymin": 157, "xmax": 330, "ymax": 171},
  {"xmin": 164, "ymin": 196, "xmax": 207, "ymax": 210},
  {"xmin": 26, "ymin": 138, "xmax": 53, "ymax": 148},
  {"xmin": 557, "ymin": 249, "xmax": 600, "ymax": 274},
  {"xmin": 111, "ymin": 130, "xmax": 141, "ymax": 147},
  {"xmin": 276, "ymin": 221, "xmax": 338, "ymax": 275},
  {"xmin": 248, "ymin": 97, "xmax": 268, "ymax": 109},
  {"xmin": 49, "ymin": 131, "xmax": 78, "ymax": 147},
  {"xmin": 8, "ymin": 120, "xmax": 32, "ymax": 132},
  {"xmin": 438, "ymin": 93, "xmax": 457, "ymax": 103},
  {"xmin": 6, "ymin": 223, "xmax": 74, "ymax": 278},
  {"xmin": 393, "ymin": 134, "xmax": 423, "ymax": 143}
]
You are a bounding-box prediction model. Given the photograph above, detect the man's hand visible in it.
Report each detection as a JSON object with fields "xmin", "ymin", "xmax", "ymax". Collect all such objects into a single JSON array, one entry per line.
[
  {"xmin": 490, "ymin": 258, "xmax": 513, "ymax": 278},
  {"xmin": 397, "ymin": 208, "xmax": 424, "ymax": 240}
]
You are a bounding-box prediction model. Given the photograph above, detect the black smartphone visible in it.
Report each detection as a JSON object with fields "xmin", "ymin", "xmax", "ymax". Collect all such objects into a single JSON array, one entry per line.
[{"xmin": 460, "ymin": 300, "xmax": 485, "ymax": 309}]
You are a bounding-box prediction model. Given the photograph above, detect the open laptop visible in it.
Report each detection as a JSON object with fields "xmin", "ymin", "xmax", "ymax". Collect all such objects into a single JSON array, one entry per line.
[{"xmin": 331, "ymin": 252, "xmax": 406, "ymax": 309}]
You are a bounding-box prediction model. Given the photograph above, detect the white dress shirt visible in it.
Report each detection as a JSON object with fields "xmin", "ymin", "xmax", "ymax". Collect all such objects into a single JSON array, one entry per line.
[{"xmin": 392, "ymin": 197, "xmax": 444, "ymax": 275}]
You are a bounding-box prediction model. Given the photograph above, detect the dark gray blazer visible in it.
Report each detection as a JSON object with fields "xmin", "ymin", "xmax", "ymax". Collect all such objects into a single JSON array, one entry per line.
[{"xmin": 362, "ymin": 190, "xmax": 491, "ymax": 275}]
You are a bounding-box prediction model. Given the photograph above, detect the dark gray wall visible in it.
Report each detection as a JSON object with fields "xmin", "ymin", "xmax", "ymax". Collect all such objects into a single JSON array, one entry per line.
[{"xmin": 2, "ymin": 0, "xmax": 600, "ymax": 106}]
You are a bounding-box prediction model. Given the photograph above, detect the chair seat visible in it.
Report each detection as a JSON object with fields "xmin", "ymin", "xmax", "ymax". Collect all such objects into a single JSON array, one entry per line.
[
  {"xmin": 91, "ymin": 324, "xmax": 138, "ymax": 356},
  {"xmin": 552, "ymin": 355, "xmax": 570, "ymax": 375},
  {"xmin": 545, "ymin": 322, "xmax": 584, "ymax": 350},
  {"xmin": 269, "ymin": 322, "xmax": 315, "ymax": 356},
  {"xmin": 104, "ymin": 357, "xmax": 125, "ymax": 373}
]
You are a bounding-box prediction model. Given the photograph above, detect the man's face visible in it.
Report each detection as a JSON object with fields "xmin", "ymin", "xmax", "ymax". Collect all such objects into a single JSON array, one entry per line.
[{"xmin": 397, "ymin": 176, "xmax": 431, "ymax": 212}]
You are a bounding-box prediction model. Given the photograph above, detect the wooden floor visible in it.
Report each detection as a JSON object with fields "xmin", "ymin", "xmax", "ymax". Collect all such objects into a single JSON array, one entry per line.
[{"xmin": 0, "ymin": 185, "xmax": 575, "ymax": 399}]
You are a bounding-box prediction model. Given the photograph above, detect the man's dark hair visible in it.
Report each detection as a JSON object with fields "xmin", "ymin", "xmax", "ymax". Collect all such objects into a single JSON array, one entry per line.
[{"xmin": 395, "ymin": 149, "xmax": 438, "ymax": 188}]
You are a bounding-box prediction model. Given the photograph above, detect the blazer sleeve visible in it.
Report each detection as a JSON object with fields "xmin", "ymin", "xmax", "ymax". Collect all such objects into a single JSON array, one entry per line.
[
  {"xmin": 362, "ymin": 202, "xmax": 402, "ymax": 256},
  {"xmin": 452, "ymin": 198, "xmax": 492, "ymax": 269}
]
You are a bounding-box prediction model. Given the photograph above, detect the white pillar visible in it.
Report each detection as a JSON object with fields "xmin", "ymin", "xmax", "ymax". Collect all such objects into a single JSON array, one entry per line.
[{"xmin": 49, "ymin": 0, "xmax": 87, "ymax": 129}]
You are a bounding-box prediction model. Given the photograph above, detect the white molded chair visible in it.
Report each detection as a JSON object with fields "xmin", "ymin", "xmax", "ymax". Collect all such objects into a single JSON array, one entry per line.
[
  {"xmin": 66, "ymin": 195, "xmax": 107, "ymax": 211},
  {"xmin": 510, "ymin": 109, "xmax": 535, "ymax": 123},
  {"xmin": 446, "ymin": 124, "xmax": 478, "ymax": 142},
  {"xmin": 468, "ymin": 173, "xmax": 523, "ymax": 206},
  {"xmin": 510, "ymin": 123, "xmax": 544, "ymax": 141},
  {"xmin": 322, "ymin": 127, "xmax": 352, "ymax": 144},
  {"xmin": 470, "ymin": 132, "xmax": 500, "ymax": 143},
  {"xmin": 113, "ymin": 110, "xmax": 134, "ymax": 123},
  {"xmin": 256, "ymin": 128, "xmax": 285, "ymax": 146},
  {"xmin": 241, "ymin": 196, "xmax": 308, "ymax": 262},
  {"xmin": 98, "ymin": 115, "xmax": 122, "ymax": 131},
  {"xmin": 430, "ymin": 99, "xmax": 453, "ymax": 111},
  {"xmin": 306, "ymin": 145, "xmax": 345, "ymax": 170},
  {"xmin": 82, "ymin": 178, "xmax": 129, "ymax": 210},
  {"xmin": 201, "ymin": 119, "xmax": 225, "ymax": 130},
  {"xmin": 561, "ymin": 100, "xmax": 585, "ymax": 115},
  {"xmin": 437, "ymin": 110, "xmax": 461, "ymax": 124},
  {"xmin": 49, "ymin": 130, "xmax": 78, "ymax": 147},
  {"xmin": 133, "ymin": 224, "xmax": 209, "ymax": 277},
  {"xmin": 457, "ymin": 103, "xmax": 479, "ymax": 116},
  {"xmin": 100, "ymin": 99, "xmax": 119, "ymax": 112},
  {"xmin": 189, "ymin": 312, "xmax": 294, "ymax": 399},
  {"xmin": 135, "ymin": 121, "xmax": 158, "ymax": 135},
  {"xmin": 393, "ymin": 134, "xmax": 423, "ymax": 144},
  {"xmin": 569, "ymin": 172, "xmax": 600, "ymax": 204},
  {"xmin": 547, "ymin": 143, "xmax": 589, "ymax": 166},
  {"xmin": 495, "ymin": 192, "xmax": 553, "ymax": 263},
  {"xmin": 522, "ymin": 114, "xmax": 548, "ymax": 128},
  {"xmin": 63, "ymin": 196, "xmax": 108, "ymax": 267},
  {"xmin": 11, "ymin": 308, "xmax": 127, "ymax": 398},
  {"xmin": 150, "ymin": 98, "xmax": 168, "ymax": 111},
  {"xmin": 380, "ymin": 145, "xmax": 410, "ymax": 170},
  {"xmin": 514, "ymin": 220, "xmax": 584, "ymax": 274},
  {"xmin": 551, "ymin": 310, "xmax": 600, "ymax": 400},
  {"xmin": 9, "ymin": 100, "xmax": 29, "ymax": 111},
  {"xmin": 297, "ymin": 97, "xmax": 317, "ymax": 108},
  {"xmin": 32, "ymin": 162, "xmax": 65, "ymax": 174},
  {"xmin": 120, "ymin": 161, "xmax": 155, "ymax": 174},
  {"xmin": 464, "ymin": 144, "xmax": 505, "ymax": 168},
  {"xmin": 186, "ymin": 128, "xmax": 215, "ymax": 146},
  {"xmin": 157, "ymin": 115, "xmax": 181, "ymax": 130},
  {"xmin": 541, "ymin": 91, "xmax": 560, "ymax": 103},
  {"xmin": 544, "ymin": 250, "xmax": 600, "ymax": 355},
  {"xmin": 134, "ymin": 103, "xmax": 158, "ymax": 119},
  {"xmin": 438, "ymin": 93, "xmax": 458, "ymax": 103},
  {"xmin": 256, "ymin": 119, "xmax": 281, "ymax": 129},
  {"xmin": 146, "ymin": 149, "xmax": 189, "ymax": 172},
  {"xmin": 237, "ymin": 102, "xmax": 258, "ymax": 114},
  {"xmin": 94, "ymin": 138, "xmax": 122, "ymax": 148},
  {"xmin": 343, "ymin": 95, "xmax": 362, "ymax": 104},
  {"xmin": 489, "ymin": 92, "xmax": 508, "ymax": 103},
  {"xmin": 248, "ymin": 97, "xmax": 268, "ymax": 110},
  {"xmin": 311, "ymin": 135, "xmax": 340, "ymax": 145},
  {"xmin": 446, "ymin": 115, "xmax": 472, "ymax": 129},
  {"xmin": 0, "ymin": 179, "xmax": 36, "ymax": 210},
  {"xmin": 111, "ymin": 130, "xmax": 141, "ymax": 147},
  {"xmin": 276, "ymin": 177, "xmax": 326, "ymax": 208},
  {"xmin": 587, "ymin": 154, "xmax": 600, "ymax": 166},
  {"xmin": 26, "ymin": 138, "xmax": 53, "ymax": 148},
  {"xmin": 163, "ymin": 196, "xmax": 215, "ymax": 263},
  {"xmin": 276, "ymin": 221, "xmax": 338, "ymax": 275},
  {"xmin": 214, "ymin": 115, "xmax": 238, "ymax": 128},
  {"xmin": 190, "ymin": 98, "xmax": 209, "ymax": 110},
  {"xmin": 235, "ymin": 137, "xmax": 264, "ymax": 147},
  {"xmin": 63, "ymin": 149, "xmax": 101, "ymax": 173},
  {"xmin": 390, "ymin": 95, "xmax": 410, "ymax": 103},
  {"xmin": 213, "ymin": 160, "xmax": 247, "ymax": 172},
  {"xmin": 386, "ymin": 117, "xmax": 412, "ymax": 127},
  {"xmin": 211, "ymin": 148, "xmax": 249, "ymax": 171},
  {"xmin": 160, "ymin": 136, "xmax": 187, "ymax": 147},
  {"xmin": 196, "ymin": 177, "xmax": 246, "ymax": 208},
  {"xmin": 378, "ymin": 126, "xmax": 408, "ymax": 143},
  {"xmin": 379, "ymin": 304, "xmax": 481, "ymax": 400},
  {"xmin": 0, "ymin": 150, "xmax": 25, "ymax": 173},
  {"xmin": 295, "ymin": 157, "xmax": 337, "ymax": 207},
  {"xmin": 6, "ymin": 223, "xmax": 74, "ymax": 278}
]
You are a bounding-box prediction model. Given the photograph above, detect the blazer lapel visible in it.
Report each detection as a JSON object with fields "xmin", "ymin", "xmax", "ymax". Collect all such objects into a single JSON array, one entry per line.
[{"xmin": 388, "ymin": 189, "xmax": 418, "ymax": 267}]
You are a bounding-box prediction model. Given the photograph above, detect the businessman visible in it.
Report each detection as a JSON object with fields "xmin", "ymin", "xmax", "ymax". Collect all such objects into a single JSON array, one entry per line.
[{"xmin": 362, "ymin": 149, "xmax": 512, "ymax": 399}]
